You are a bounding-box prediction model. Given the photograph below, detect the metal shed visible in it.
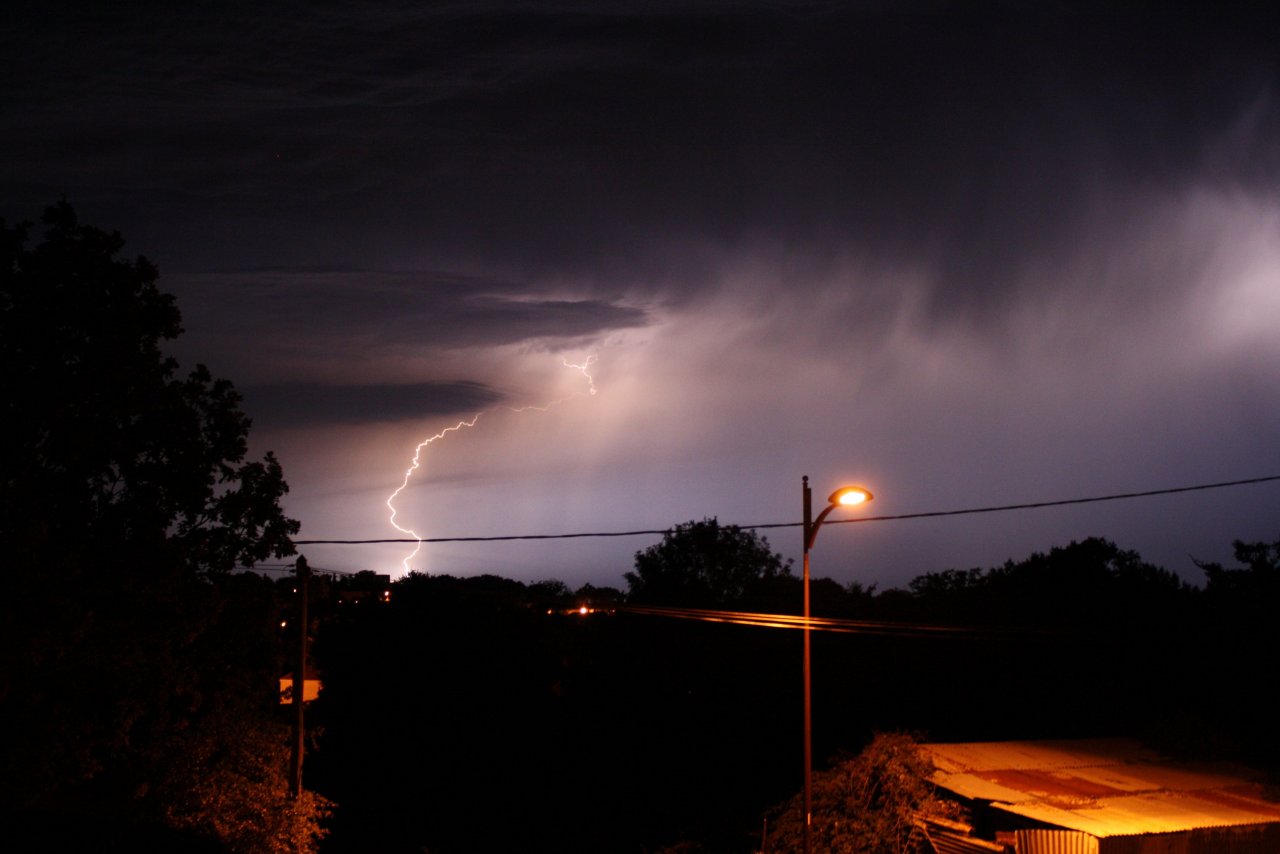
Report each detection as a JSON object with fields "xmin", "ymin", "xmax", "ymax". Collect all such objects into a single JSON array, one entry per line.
[{"xmin": 920, "ymin": 738, "xmax": 1280, "ymax": 854}]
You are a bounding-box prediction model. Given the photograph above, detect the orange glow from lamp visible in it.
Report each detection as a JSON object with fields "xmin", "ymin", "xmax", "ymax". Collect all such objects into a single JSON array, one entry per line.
[{"xmin": 830, "ymin": 486, "xmax": 873, "ymax": 507}]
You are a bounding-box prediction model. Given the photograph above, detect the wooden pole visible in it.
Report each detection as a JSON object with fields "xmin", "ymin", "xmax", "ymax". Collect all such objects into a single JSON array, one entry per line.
[{"xmin": 289, "ymin": 555, "xmax": 310, "ymax": 799}]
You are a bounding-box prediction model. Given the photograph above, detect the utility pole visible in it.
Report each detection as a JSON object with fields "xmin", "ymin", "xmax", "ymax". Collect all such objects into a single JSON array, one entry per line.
[
  {"xmin": 799, "ymin": 477, "xmax": 874, "ymax": 854},
  {"xmin": 801, "ymin": 477, "xmax": 813, "ymax": 854},
  {"xmin": 289, "ymin": 554, "xmax": 310, "ymax": 800}
]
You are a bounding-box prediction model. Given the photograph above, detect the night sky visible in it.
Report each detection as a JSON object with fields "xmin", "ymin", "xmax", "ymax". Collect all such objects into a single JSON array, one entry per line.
[{"xmin": 5, "ymin": 2, "xmax": 1278, "ymax": 588}]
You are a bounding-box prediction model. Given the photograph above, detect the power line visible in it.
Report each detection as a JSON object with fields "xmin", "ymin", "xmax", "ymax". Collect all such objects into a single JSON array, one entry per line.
[
  {"xmin": 291, "ymin": 474, "xmax": 1280, "ymax": 547},
  {"xmin": 242, "ymin": 563, "xmax": 362, "ymax": 577},
  {"xmin": 757, "ymin": 474, "xmax": 1280, "ymax": 532}
]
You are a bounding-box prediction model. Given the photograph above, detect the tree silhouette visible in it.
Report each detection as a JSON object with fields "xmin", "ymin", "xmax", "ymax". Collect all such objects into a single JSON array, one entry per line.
[
  {"xmin": 901, "ymin": 537, "xmax": 1189, "ymax": 626},
  {"xmin": 0, "ymin": 202, "xmax": 325, "ymax": 850},
  {"xmin": 625, "ymin": 517, "xmax": 792, "ymax": 607},
  {"xmin": 1196, "ymin": 537, "xmax": 1280, "ymax": 601},
  {"xmin": 1, "ymin": 200, "xmax": 297, "ymax": 574}
]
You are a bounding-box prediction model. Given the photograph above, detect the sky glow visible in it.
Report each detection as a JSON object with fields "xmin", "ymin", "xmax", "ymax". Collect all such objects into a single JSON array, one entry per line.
[
  {"xmin": 4, "ymin": 3, "xmax": 1278, "ymax": 588},
  {"xmin": 385, "ymin": 355, "xmax": 598, "ymax": 573}
]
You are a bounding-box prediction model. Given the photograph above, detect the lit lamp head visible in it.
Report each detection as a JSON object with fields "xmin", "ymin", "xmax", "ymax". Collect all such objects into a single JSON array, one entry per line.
[
  {"xmin": 804, "ymin": 480, "xmax": 875, "ymax": 552},
  {"xmin": 828, "ymin": 486, "xmax": 873, "ymax": 508}
]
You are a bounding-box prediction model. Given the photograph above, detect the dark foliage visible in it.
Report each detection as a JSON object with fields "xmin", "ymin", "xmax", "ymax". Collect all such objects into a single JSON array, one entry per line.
[
  {"xmin": 767, "ymin": 733, "xmax": 960, "ymax": 853},
  {"xmin": 903, "ymin": 537, "xmax": 1192, "ymax": 626},
  {"xmin": 1196, "ymin": 537, "xmax": 1280, "ymax": 604},
  {"xmin": 1, "ymin": 201, "xmax": 298, "ymax": 574},
  {"xmin": 625, "ymin": 517, "xmax": 792, "ymax": 607},
  {"xmin": 0, "ymin": 203, "xmax": 323, "ymax": 850}
]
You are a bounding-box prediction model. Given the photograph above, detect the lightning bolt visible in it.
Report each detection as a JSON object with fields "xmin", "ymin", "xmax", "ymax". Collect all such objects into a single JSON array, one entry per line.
[
  {"xmin": 567, "ymin": 354, "xmax": 597, "ymax": 397},
  {"xmin": 386, "ymin": 355, "xmax": 597, "ymax": 573}
]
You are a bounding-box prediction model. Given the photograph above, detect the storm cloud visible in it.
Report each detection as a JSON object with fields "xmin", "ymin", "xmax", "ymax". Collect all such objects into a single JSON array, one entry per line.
[{"xmin": 165, "ymin": 268, "xmax": 648, "ymax": 387}]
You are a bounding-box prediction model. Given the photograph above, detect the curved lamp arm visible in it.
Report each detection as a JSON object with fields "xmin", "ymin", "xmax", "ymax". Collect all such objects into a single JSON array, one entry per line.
[{"xmin": 803, "ymin": 479, "xmax": 874, "ymax": 552}]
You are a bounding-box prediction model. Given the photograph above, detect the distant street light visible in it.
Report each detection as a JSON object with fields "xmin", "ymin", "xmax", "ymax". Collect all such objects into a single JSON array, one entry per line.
[{"xmin": 801, "ymin": 476, "xmax": 874, "ymax": 854}]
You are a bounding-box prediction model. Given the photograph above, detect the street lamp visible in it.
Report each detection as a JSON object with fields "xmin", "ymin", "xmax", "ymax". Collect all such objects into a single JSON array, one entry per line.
[{"xmin": 801, "ymin": 476, "xmax": 873, "ymax": 854}]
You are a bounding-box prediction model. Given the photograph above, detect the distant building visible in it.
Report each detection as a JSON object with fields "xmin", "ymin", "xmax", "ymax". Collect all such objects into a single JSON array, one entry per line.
[{"xmin": 918, "ymin": 738, "xmax": 1280, "ymax": 854}]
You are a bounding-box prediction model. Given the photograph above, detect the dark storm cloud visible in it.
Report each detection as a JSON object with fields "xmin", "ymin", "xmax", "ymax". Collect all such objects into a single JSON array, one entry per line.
[
  {"xmin": 175, "ymin": 268, "xmax": 647, "ymax": 346},
  {"xmin": 7, "ymin": 2, "xmax": 1276, "ymax": 309},
  {"xmin": 6, "ymin": 2, "xmax": 1277, "ymax": 354},
  {"xmin": 241, "ymin": 380, "xmax": 503, "ymax": 427},
  {"xmin": 166, "ymin": 268, "xmax": 648, "ymax": 384}
]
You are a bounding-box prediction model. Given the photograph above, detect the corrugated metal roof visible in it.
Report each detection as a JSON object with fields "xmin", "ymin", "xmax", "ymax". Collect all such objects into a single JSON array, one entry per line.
[
  {"xmin": 922, "ymin": 739, "xmax": 1280, "ymax": 839},
  {"xmin": 925, "ymin": 828, "xmax": 1009, "ymax": 853},
  {"xmin": 1014, "ymin": 829, "xmax": 1098, "ymax": 854}
]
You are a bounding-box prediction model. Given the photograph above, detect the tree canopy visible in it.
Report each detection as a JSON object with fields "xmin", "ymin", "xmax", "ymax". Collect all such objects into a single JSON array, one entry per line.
[
  {"xmin": 0, "ymin": 200, "xmax": 298, "ymax": 574},
  {"xmin": 902, "ymin": 537, "xmax": 1191, "ymax": 626},
  {"xmin": 1196, "ymin": 537, "xmax": 1280, "ymax": 602},
  {"xmin": 0, "ymin": 203, "xmax": 325, "ymax": 850},
  {"xmin": 625, "ymin": 517, "xmax": 792, "ymax": 607}
]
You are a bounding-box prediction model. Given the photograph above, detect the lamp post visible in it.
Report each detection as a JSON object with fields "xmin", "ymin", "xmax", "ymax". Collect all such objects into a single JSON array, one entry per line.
[{"xmin": 801, "ymin": 476, "xmax": 873, "ymax": 854}]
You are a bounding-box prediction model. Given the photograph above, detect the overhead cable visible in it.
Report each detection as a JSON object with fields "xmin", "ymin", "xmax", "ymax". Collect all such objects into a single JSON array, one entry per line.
[{"xmin": 292, "ymin": 474, "xmax": 1280, "ymax": 546}]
